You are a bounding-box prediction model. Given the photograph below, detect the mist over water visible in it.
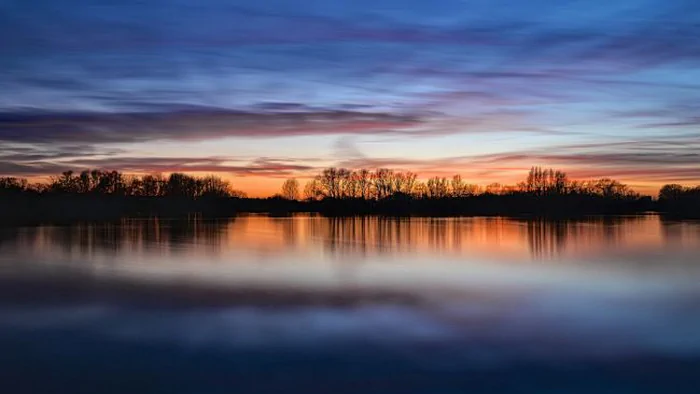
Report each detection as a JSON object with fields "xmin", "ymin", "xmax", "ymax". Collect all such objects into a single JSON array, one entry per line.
[{"xmin": 1, "ymin": 215, "xmax": 700, "ymax": 393}]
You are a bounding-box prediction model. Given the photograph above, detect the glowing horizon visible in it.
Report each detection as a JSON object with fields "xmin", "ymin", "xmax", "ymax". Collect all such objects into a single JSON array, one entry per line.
[{"xmin": 21, "ymin": 165, "xmax": 666, "ymax": 198}]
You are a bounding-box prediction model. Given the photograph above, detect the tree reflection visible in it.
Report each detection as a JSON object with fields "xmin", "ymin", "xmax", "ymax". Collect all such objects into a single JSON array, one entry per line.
[
  {"xmin": 2, "ymin": 215, "xmax": 684, "ymax": 266},
  {"xmin": 10, "ymin": 218, "xmax": 231, "ymax": 260},
  {"xmin": 526, "ymin": 220, "xmax": 568, "ymax": 260}
]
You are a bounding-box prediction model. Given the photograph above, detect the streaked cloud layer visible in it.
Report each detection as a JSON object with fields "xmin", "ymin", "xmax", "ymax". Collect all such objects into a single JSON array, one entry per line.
[{"xmin": 1, "ymin": 0, "xmax": 699, "ymax": 195}]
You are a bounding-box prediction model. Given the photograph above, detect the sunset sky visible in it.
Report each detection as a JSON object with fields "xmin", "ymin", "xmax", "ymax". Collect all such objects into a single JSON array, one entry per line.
[{"xmin": 1, "ymin": 0, "xmax": 699, "ymax": 196}]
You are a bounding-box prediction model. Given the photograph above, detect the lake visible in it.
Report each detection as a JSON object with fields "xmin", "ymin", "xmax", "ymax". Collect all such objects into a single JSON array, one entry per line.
[{"xmin": 1, "ymin": 214, "xmax": 699, "ymax": 393}]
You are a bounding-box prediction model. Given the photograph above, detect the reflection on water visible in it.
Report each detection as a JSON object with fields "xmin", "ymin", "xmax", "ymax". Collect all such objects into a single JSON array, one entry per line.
[
  {"xmin": 3, "ymin": 214, "xmax": 700, "ymax": 266},
  {"xmin": 2, "ymin": 214, "xmax": 699, "ymax": 258},
  {"xmin": 1, "ymin": 215, "xmax": 700, "ymax": 393}
]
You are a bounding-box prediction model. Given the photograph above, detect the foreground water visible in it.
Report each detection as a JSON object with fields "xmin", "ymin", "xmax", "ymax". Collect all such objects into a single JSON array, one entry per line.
[{"xmin": 1, "ymin": 215, "xmax": 699, "ymax": 393}]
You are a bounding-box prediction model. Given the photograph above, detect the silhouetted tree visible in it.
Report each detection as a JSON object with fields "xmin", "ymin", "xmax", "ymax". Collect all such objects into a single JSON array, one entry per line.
[
  {"xmin": 77, "ymin": 170, "xmax": 93, "ymax": 193},
  {"xmin": 373, "ymin": 168, "xmax": 394, "ymax": 199},
  {"xmin": 355, "ymin": 169, "xmax": 372, "ymax": 199},
  {"xmin": 426, "ymin": 176, "xmax": 450, "ymax": 198},
  {"xmin": 0, "ymin": 166, "xmax": 661, "ymax": 221},
  {"xmin": 554, "ymin": 171, "xmax": 568, "ymax": 195},
  {"xmin": 657, "ymin": 183, "xmax": 700, "ymax": 217},
  {"xmin": 659, "ymin": 184, "xmax": 685, "ymax": 201},
  {"xmin": 124, "ymin": 175, "xmax": 144, "ymax": 196},
  {"xmin": 413, "ymin": 182, "xmax": 428, "ymax": 199},
  {"xmin": 485, "ymin": 183, "xmax": 504, "ymax": 195},
  {"xmin": 142, "ymin": 174, "xmax": 166, "ymax": 196},
  {"xmin": 229, "ymin": 189, "xmax": 247, "ymax": 198},
  {"xmin": 451, "ymin": 175, "xmax": 479, "ymax": 197},
  {"xmin": 304, "ymin": 179, "xmax": 323, "ymax": 201},
  {"xmin": 317, "ymin": 168, "xmax": 342, "ymax": 199},
  {"xmin": 0, "ymin": 177, "xmax": 29, "ymax": 194},
  {"xmin": 166, "ymin": 173, "xmax": 201, "ymax": 198},
  {"xmin": 593, "ymin": 178, "xmax": 635, "ymax": 199},
  {"xmin": 199, "ymin": 175, "xmax": 232, "ymax": 198},
  {"xmin": 393, "ymin": 171, "xmax": 417, "ymax": 195},
  {"xmin": 525, "ymin": 167, "xmax": 569, "ymax": 195},
  {"xmin": 281, "ymin": 178, "xmax": 300, "ymax": 200},
  {"xmin": 95, "ymin": 170, "xmax": 126, "ymax": 195},
  {"xmin": 338, "ymin": 169, "xmax": 355, "ymax": 198},
  {"xmin": 49, "ymin": 171, "xmax": 79, "ymax": 193}
]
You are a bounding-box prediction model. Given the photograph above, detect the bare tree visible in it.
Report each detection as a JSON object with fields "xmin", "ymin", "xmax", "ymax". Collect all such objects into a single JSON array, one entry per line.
[
  {"xmin": 485, "ymin": 182, "xmax": 504, "ymax": 195},
  {"xmin": 49, "ymin": 171, "xmax": 78, "ymax": 193},
  {"xmin": 354, "ymin": 169, "xmax": 372, "ymax": 199},
  {"xmin": 77, "ymin": 170, "xmax": 93, "ymax": 193},
  {"xmin": 281, "ymin": 178, "xmax": 300, "ymax": 200},
  {"xmin": 303, "ymin": 179, "xmax": 323, "ymax": 200},
  {"xmin": 412, "ymin": 182, "xmax": 428, "ymax": 199},
  {"xmin": 426, "ymin": 176, "xmax": 449, "ymax": 198},
  {"xmin": 230, "ymin": 189, "xmax": 248, "ymax": 198},
  {"xmin": 554, "ymin": 170, "xmax": 568, "ymax": 194},
  {"xmin": 659, "ymin": 184, "xmax": 685, "ymax": 201},
  {"xmin": 593, "ymin": 178, "xmax": 634, "ymax": 198},
  {"xmin": 124, "ymin": 175, "xmax": 144, "ymax": 196},
  {"xmin": 166, "ymin": 173, "xmax": 201, "ymax": 198},
  {"xmin": 338, "ymin": 169, "xmax": 354, "ymax": 198},
  {"xmin": 451, "ymin": 175, "xmax": 480, "ymax": 197},
  {"xmin": 393, "ymin": 171, "xmax": 417, "ymax": 195},
  {"xmin": 201, "ymin": 175, "xmax": 232, "ymax": 198},
  {"xmin": 142, "ymin": 174, "xmax": 166, "ymax": 196},
  {"xmin": 0, "ymin": 177, "xmax": 29, "ymax": 194},
  {"xmin": 317, "ymin": 168, "xmax": 341, "ymax": 198},
  {"xmin": 373, "ymin": 168, "xmax": 394, "ymax": 199}
]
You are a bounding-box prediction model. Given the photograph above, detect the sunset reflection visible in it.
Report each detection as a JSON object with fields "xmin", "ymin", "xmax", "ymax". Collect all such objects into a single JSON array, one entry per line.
[{"xmin": 3, "ymin": 215, "xmax": 699, "ymax": 268}]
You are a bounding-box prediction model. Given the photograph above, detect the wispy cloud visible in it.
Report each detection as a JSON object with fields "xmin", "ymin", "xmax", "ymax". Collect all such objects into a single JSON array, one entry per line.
[
  {"xmin": 0, "ymin": 152, "xmax": 317, "ymax": 178},
  {"xmin": 0, "ymin": 108, "xmax": 423, "ymax": 144}
]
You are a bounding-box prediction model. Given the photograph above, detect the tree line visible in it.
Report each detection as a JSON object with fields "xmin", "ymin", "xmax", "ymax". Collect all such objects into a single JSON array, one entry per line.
[
  {"xmin": 658, "ymin": 184, "xmax": 700, "ymax": 217},
  {"xmin": 0, "ymin": 170, "xmax": 246, "ymax": 198},
  {"xmin": 0, "ymin": 166, "xmax": 684, "ymax": 202},
  {"xmin": 285, "ymin": 166, "xmax": 641, "ymax": 201},
  {"xmin": 2, "ymin": 166, "xmax": 698, "ymax": 220}
]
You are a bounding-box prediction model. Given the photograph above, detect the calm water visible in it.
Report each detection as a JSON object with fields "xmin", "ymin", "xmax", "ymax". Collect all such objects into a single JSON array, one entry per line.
[{"xmin": 1, "ymin": 215, "xmax": 699, "ymax": 393}]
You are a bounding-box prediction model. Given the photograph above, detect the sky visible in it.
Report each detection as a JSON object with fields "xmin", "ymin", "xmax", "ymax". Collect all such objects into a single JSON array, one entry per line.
[{"xmin": 1, "ymin": 0, "xmax": 699, "ymax": 196}]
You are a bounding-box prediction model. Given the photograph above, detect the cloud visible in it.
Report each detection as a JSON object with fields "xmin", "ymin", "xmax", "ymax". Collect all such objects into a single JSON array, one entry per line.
[
  {"xmin": 638, "ymin": 117, "xmax": 700, "ymax": 129},
  {"xmin": 0, "ymin": 103, "xmax": 564, "ymax": 147},
  {"xmin": 6, "ymin": 2, "xmax": 699, "ymax": 71},
  {"xmin": 63, "ymin": 156, "xmax": 315, "ymax": 177},
  {"xmin": 0, "ymin": 154, "xmax": 317, "ymax": 178},
  {"xmin": 0, "ymin": 143, "xmax": 123, "ymax": 162},
  {"xmin": 0, "ymin": 161, "xmax": 68, "ymax": 177},
  {"xmin": 0, "ymin": 108, "xmax": 423, "ymax": 144},
  {"xmin": 0, "ymin": 142, "xmax": 318, "ymax": 178}
]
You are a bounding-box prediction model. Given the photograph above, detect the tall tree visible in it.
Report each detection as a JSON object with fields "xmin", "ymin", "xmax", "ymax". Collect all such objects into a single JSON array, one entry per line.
[
  {"xmin": 281, "ymin": 178, "xmax": 300, "ymax": 200},
  {"xmin": 426, "ymin": 176, "xmax": 450, "ymax": 198}
]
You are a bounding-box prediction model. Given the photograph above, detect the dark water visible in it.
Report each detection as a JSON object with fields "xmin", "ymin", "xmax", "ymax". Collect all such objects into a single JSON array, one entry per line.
[{"xmin": 1, "ymin": 215, "xmax": 700, "ymax": 393}]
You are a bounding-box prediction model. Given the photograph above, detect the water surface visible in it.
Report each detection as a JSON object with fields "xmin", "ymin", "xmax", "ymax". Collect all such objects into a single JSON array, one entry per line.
[{"xmin": 1, "ymin": 215, "xmax": 699, "ymax": 393}]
